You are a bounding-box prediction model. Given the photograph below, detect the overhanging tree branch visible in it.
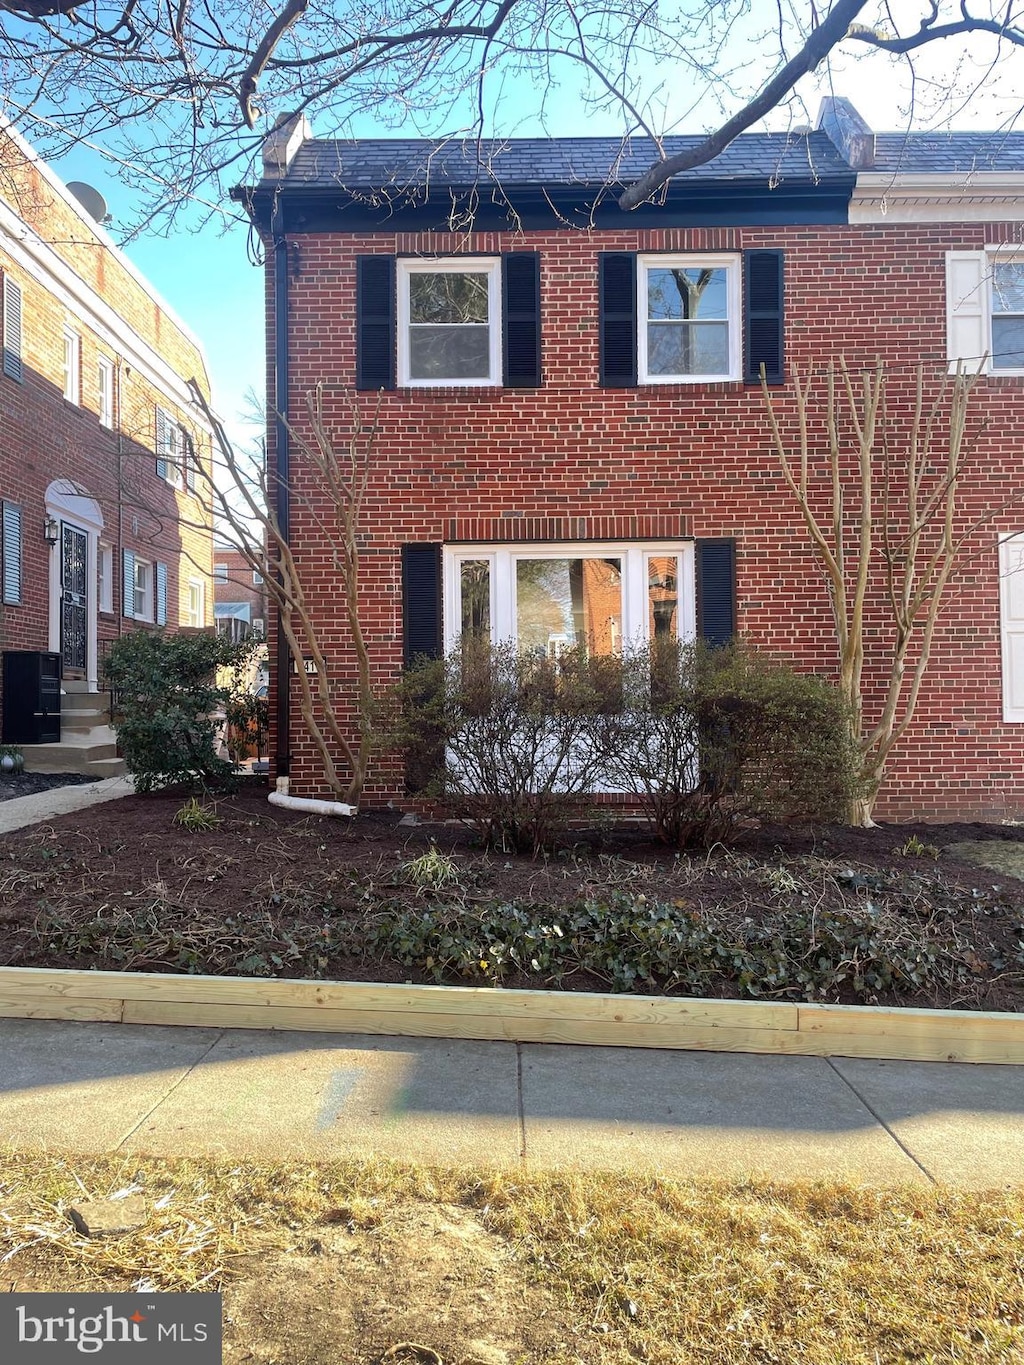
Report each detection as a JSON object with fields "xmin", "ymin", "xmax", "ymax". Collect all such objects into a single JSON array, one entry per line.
[{"xmin": 617, "ymin": 0, "xmax": 870, "ymax": 208}]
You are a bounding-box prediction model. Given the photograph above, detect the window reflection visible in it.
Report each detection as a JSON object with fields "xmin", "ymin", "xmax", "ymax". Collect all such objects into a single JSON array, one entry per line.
[{"xmin": 515, "ymin": 558, "xmax": 622, "ymax": 657}]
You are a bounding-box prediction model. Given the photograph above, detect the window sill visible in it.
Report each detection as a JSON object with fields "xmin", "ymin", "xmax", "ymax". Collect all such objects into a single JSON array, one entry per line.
[{"xmin": 400, "ymin": 382, "xmax": 505, "ymax": 393}]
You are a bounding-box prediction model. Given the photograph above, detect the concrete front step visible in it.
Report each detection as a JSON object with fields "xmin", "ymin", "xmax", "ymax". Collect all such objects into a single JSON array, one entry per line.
[
  {"xmin": 20, "ymin": 725, "xmax": 124, "ymax": 777},
  {"xmin": 60, "ymin": 690, "xmax": 113, "ymax": 733}
]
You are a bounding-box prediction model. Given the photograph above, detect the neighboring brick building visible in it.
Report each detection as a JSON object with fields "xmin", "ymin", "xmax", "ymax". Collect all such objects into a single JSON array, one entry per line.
[
  {"xmin": 213, "ymin": 541, "xmax": 268, "ymax": 642},
  {"xmin": 0, "ymin": 122, "xmax": 216, "ymax": 771},
  {"xmin": 236, "ymin": 99, "xmax": 1024, "ymax": 821}
]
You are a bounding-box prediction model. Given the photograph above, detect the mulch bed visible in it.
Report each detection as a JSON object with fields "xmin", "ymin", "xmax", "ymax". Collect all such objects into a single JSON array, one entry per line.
[{"xmin": 1, "ymin": 779, "xmax": 1022, "ymax": 1012}]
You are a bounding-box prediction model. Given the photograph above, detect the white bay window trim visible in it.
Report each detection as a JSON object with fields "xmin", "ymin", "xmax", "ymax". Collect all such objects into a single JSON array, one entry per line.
[
  {"xmin": 397, "ymin": 257, "xmax": 501, "ymax": 387},
  {"xmin": 637, "ymin": 253, "xmax": 741, "ymax": 384},
  {"xmin": 443, "ymin": 542, "xmax": 696, "ymax": 652},
  {"xmin": 999, "ymin": 532, "xmax": 1024, "ymax": 722}
]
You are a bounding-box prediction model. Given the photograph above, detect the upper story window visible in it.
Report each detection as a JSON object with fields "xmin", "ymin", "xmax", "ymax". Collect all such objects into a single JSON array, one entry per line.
[
  {"xmin": 600, "ymin": 251, "xmax": 784, "ymax": 388},
  {"xmin": 638, "ymin": 255, "xmax": 740, "ymax": 383},
  {"xmin": 946, "ymin": 249, "xmax": 1024, "ymax": 374},
  {"xmin": 357, "ymin": 253, "xmax": 540, "ymax": 392},
  {"xmin": 97, "ymin": 356, "xmax": 114, "ymax": 427},
  {"xmin": 214, "ymin": 562, "xmax": 228, "ymax": 582},
  {"xmin": 62, "ymin": 326, "xmax": 81, "ymax": 404},
  {"xmin": 991, "ymin": 261, "xmax": 1024, "ymax": 370},
  {"xmin": 156, "ymin": 406, "xmax": 198, "ymax": 492},
  {"xmin": 397, "ymin": 259, "xmax": 501, "ymax": 386}
]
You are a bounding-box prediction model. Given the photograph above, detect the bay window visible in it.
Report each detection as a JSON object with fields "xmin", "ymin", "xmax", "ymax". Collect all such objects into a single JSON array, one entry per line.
[{"xmin": 443, "ymin": 543, "xmax": 696, "ymax": 653}]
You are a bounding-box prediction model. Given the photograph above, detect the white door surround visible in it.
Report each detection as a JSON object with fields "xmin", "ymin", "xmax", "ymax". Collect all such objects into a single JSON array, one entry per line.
[{"xmin": 45, "ymin": 478, "xmax": 104, "ymax": 692}]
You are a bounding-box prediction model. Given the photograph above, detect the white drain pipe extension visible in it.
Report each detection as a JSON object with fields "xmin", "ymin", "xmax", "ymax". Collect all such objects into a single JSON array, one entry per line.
[{"xmin": 268, "ymin": 776, "xmax": 356, "ymax": 818}]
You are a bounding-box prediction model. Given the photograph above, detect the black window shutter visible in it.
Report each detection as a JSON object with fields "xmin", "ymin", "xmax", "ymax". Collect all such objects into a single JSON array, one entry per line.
[
  {"xmin": 356, "ymin": 255, "xmax": 396, "ymax": 391},
  {"xmin": 697, "ymin": 539, "xmax": 736, "ymax": 645},
  {"xmin": 599, "ymin": 253, "xmax": 637, "ymax": 387},
  {"xmin": 744, "ymin": 250, "xmax": 784, "ymax": 385},
  {"xmin": 402, "ymin": 544, "xmax": 442, "ymax": 666},
  {"xmin": 502, "ymin": 253, "xmax": 541, "ymax": 387}
]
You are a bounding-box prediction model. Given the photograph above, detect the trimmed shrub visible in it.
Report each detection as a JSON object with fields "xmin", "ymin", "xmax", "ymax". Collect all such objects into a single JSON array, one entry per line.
[
  {"xmin": 103, "ymin": 631, "xmax": 258, "ymax": 793},
  {"xmin": 396, "ymin": 641, "xmax": 621, "ymax": 853},
  {"xmin": 396, "ymin": 639, "xmax": 857, "ymax": 851},
  {"xmin": 606, "ymin": 640, "xmax": 858, "ymax": 847}
]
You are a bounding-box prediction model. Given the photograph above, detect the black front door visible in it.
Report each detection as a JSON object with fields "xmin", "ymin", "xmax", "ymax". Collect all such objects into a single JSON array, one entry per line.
[{"xmin": 61, "ymin": 522, "xmax": 88, "ymax": 674}]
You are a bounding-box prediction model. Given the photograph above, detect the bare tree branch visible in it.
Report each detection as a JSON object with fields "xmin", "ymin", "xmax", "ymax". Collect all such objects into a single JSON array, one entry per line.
[
  {"xmin": 3, "ymin": 0, "xmax": 1024, "ymax": 229},
  {"xmin": 617, "ymin": 0, "xmax": 870, "ymax": 209}
]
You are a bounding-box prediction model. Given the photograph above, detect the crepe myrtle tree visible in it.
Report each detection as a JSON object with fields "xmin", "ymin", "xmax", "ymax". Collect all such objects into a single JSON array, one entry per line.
[
  {"xmin": 153, "ymin": 382, "xmax": 380, "ymax": 804},
  {"xmin": 760, "ymin": 357, "xmax": 1020, "ymax": 827},
  {"xmin": 2, "ymin": 1, "xmax": 1024, "ymax": 229}
]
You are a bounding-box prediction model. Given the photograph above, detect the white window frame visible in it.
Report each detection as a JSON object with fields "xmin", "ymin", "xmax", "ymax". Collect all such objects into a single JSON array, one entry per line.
[
  {"xmin": 97, "ymin": 541, "xmax": 113, "ymax": 613},
  {"xmin": 186, "ymin": 577, "xmax": 204, "ymax": 628},
  {"xmin": 999, "ymin": 532, "xmax": 1024, "ymax": 722},
  {"xmin": 637, "ymin": 253, "xmax": 741, "ymax": 385},
  {"xmin": 253, "ymin": 569, "xmax": 263, "ymax": 585},
  {"xmin": 97, "ymin": 355, "xmax": 114, "ymax": 428},
  {"xmin": 988, "ymin": 252, "xmax": 1024, "ymax": 375},
  {"xmin": 397, "ymin": 257, "xmax": 502, "ymax": 388},
  {"xmin": 947, "ymin": 247, "xmax": 1024, "ymax": 376},
  {"xmin": 62, "ymin": 326, "xmax": 81, "ymax": 404},
  {"xmin": 442, "ymin": 542, "xmax": 697, "ymax": 652},
  {"xmin": 214, "ymin": 562, "xmax": 229, "ymax": 582},
  {"xmin": 133, "ymin": 557, "xmax": 152, "ymax": 622}
]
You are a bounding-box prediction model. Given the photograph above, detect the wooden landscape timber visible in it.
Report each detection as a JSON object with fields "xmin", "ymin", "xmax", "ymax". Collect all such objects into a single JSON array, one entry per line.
[{"xmin": 0, "ymin": 967, "xmax": 1021, "ymax": 1063}]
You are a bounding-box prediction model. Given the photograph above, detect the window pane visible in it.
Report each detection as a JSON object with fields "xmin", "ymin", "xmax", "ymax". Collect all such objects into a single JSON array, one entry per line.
[
  {"xmin": 409, "ymin": 325, "xmax": 490, "ymax": 379},
  {"xmin": 648, "ymin": 321, "xmax": 729, "ymax": 376},
  {"xmin": 992, "ymin": 317, "xmax": 1024, "ymax": 369},
  {"xmin": 410, "ymin": 272, "xmax": 489, "ymax": 324},
  {"xmin": 993, "ymin": 262, "xmax": 1024, "ymax": 314},
  {"xmin": 647, "ymin": 555, "xmax": 679, "ymax": 639},
  {"xmin": 460, "ymin": 559, "xmax": 490, "ymax": 642},
  {"xmin": 516, "ymin": 557, "xmax": 622, "ymax": 657},
  {"xmin": 647, "ymin": 267, "xmax": 727, "ymax": 321}
]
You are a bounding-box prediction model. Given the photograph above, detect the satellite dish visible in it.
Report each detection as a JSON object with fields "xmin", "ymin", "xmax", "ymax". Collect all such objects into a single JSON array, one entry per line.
[{"xmin": 66, "ymin": 181, "xmax": 109, "ymax": 224}]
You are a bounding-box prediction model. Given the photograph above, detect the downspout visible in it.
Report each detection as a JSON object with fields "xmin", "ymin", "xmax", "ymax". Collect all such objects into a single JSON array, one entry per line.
[{"xmin": 271, "ymin": 201, "xmax": 291, "ymax": 780}]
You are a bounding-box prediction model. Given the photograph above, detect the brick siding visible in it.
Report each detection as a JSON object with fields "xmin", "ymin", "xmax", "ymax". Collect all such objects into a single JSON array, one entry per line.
[
  {"xmin": 268, "ymin": 219, "xmax": 1024, "ymax": 821},
  {"xmin": 0, "ymin": 129, "xmax": 215, "ymax": 702}
]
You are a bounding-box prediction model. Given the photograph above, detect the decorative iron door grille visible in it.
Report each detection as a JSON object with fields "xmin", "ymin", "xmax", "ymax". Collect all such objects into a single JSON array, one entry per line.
[{"xmin": 61, "ymin": 522, "xmax": 87, "ymax": 673}]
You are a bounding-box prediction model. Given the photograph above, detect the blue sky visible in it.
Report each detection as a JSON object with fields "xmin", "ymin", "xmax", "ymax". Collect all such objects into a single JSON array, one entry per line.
[{"xmin": 46, "ymin": 32, "xmax": 1024, "ymax": 459}]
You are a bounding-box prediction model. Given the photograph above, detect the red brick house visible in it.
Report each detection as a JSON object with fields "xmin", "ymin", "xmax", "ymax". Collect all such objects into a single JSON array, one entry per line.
[
  {"xmin": 0, "ymin": 122, "xmax": 216, "ymax": 773},
  {"xmin": 236, "ymin": 98, "xmax": 1024, "ymax": 821}
]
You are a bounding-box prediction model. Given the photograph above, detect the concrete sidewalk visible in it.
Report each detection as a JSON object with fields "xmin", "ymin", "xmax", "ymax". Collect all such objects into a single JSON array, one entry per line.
[
  {"xmin": 0, "ymin": 776, "xmax": 134, "ymax": 835},
  {"xmin": 1, "ymin": 1018, "xmax": 1021, "ymax": 1186}
]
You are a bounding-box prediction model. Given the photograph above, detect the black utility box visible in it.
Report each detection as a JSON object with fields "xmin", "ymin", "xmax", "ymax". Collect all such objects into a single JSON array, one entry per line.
[{"xmin": 2, "ymin": 651, "xmax": 61, "ymax": 743}]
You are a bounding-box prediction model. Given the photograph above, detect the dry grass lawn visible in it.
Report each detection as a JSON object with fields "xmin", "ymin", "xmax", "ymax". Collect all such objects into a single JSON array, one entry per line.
[{"xmin": 1, "ymin": 1149, "xmax": 1021, "ymax": 1364}]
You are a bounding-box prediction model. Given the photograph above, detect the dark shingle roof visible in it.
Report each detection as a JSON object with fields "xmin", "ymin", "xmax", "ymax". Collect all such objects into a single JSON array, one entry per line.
[
  {"xmin": 283, "ymin": 130, "xmax": 852, "ymax": 190},
  {"xmin": 870, "ymin": 131, "xmax": 1024, "ymax": 174}
]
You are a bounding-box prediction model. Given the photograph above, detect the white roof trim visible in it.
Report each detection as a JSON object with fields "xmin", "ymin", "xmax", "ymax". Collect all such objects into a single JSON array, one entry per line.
[
  {"xmin": 851, "ymin": 173, "xmax": 1024, "ymax": 223},
  {"xmin": 0, "ymin": 116, "xmax": 209, "ymax": 370},
  {"xmin": 0, "ymin": 197, "xmax": 214, "ymax": 430}
]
